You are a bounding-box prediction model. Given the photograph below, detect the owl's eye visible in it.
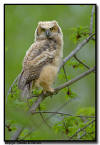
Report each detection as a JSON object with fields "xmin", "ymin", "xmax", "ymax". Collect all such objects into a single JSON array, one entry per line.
[
  {"xmin": 50, "ymin": 27, "xmax": 56, "ymax": 31},
  {"xmin": 41, "ymin": 28, "xmax": 45, "ymax": 32}
]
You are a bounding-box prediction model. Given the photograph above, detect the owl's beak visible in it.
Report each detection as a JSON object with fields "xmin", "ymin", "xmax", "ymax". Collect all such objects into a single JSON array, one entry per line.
[{"xmin": 45, "ymin": 29, "xmax": 51, "ymax": 38}]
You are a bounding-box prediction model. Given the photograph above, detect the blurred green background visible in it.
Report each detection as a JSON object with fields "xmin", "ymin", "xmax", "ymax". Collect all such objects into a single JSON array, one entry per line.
[{"xmin": 5, "ymin": 5, "xmax": 95, "ymax": 140}]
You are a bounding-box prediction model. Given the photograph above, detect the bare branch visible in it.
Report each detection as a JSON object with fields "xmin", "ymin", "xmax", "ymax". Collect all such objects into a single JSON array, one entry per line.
[
  {"xmin": 62, "ymin": 65, "xmax": 70, "ymax": 94},
  {"xmin": 74, "ymin": 55, "xmax": 95, "ymax": 72},
  {"xmin": 90, "ymin": 5, "xmax": 95, "ymax": 34},
  {"xmin": 78, "ymin": 130, "xmax": 95, "ymax": 140},
  {"xmin": 78, "ymin": 131, "xmax": 86, "ymax": 139},
  {"xmin": 60, "ymin": 33, "xmax": 95, "ymax": 69},
  {"xmin": 74, "ymin": 55, "xmax": 90, "ymax": 69},
  {"xmin": 11, "ymin": 126, "xmax": 24, "ymax": 140},
  {"xmin": 91, "ymin": 37, "xmax": 95, "ymax": 40},
  {"xmin": 33, "ymin": 111, "xmax": 95, "ymax": 119},
  {"xmin": 70, "ymin": 119, "xmax": 95, "ymax": 139},
  {"xmin": 63, "ymin": 65, "xmax": 68, "ymax": 81},
  {"xmin": 55, "ymin": 66, "xmax": 95, "ymax": 92}
]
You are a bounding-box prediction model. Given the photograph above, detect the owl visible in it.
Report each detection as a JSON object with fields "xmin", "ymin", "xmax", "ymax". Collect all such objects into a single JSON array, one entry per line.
[{"xmin": 18, "ymin": 20, "xmax": 63, "ymax": 98}]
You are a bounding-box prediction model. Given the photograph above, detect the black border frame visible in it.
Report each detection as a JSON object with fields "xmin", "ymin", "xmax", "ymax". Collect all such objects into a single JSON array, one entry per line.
[{"xmin": 4, "ymin": 3, "xmax": 97, "ymax": 144}]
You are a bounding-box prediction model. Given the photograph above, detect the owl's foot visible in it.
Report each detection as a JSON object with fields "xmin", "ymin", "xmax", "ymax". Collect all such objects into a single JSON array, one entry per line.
[
  {"xmin": 43, "ymin": 88, "xmax": 54, "ymax": 96},
  {"xmin": 48, "ymin": 88, "xmax": 54, "ymax": 93}
]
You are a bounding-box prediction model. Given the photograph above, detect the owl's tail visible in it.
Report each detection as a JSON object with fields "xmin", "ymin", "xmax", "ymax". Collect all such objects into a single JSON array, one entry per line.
[
  {"xmin": 18, "ymin": 71, "xmax": 27, "ymax": 90},
  {"xmin": 21, "ymin": 85, "xmax": 30, "ymax": 99}
]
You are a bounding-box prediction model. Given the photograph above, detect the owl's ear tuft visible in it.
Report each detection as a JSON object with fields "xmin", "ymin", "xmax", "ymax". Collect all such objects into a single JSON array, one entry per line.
[
  {"xmin": 38, "ymin": 21, "xmax": 43, "ymax": 25},
  {"xmin": 52, "ymin": 20, "xmax": 58, "ymax": 24},
  {"xmin": 36, "ymin": 28, "xmax": 39, "ymax": 36}
]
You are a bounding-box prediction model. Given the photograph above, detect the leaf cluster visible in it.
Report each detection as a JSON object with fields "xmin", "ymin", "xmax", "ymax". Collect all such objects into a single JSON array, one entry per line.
[
  {"xmin": 70, "ymin": 26, "xmax": 89, "ymax": 44},
  {"xmin": 53, "ymin": 107, "xmax": 95, "ymax": 140}
]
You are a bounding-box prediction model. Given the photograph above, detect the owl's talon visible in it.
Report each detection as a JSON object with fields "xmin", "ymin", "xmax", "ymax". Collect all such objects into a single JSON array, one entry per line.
[{"xmin": 43, "ymin": 88, "xmax": 54, "ymax": 96}]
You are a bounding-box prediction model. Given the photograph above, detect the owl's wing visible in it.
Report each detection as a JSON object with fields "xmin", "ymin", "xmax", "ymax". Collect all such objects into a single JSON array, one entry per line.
[{"xmin": 18, "ymin": 41, "xmax": 56, "ymax": 90}]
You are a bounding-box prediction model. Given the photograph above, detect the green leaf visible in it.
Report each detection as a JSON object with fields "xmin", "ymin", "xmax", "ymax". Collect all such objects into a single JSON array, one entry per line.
[{"xmin": 70, "ymin": 26, "xmax": 89, "ymax": 44}]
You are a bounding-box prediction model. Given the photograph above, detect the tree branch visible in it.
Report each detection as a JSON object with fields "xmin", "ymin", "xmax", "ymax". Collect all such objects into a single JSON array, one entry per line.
[
  {"xmin": 33, "ymin": 111, "xmax": 95, "ymax": 119},
  {"xmin": 60, "ymin": 33, "xmax": 95, "ymax": 69},
  {"xmin": 11, "ymin": 126, "xmax": 24, "ymax": 140},
  {"xmin": 62, "ymin": 65, "xmax": 70, "ymax": 94},
  {"xmin": 74, "ymin": 55, "xmax": 95, "ymax": 72},
  {"xmin": 78, "ymin": 131, "xmax": 86, "ymax": 139},
  {"xmin": 69, "ymin": 119, "xmax": 95, "ymax": 139},
  {"xmin": 77, "ymin": 130, "xmax": 95, "ymax": 140},
  {"xmin": 90, "ymin": 5, "xmax": 95, "ymax": 34}
]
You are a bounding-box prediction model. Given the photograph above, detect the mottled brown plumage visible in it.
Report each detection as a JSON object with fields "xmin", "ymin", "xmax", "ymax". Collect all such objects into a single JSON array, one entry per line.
[{"xmin": 18, "ymin": 21, "xmax": 63, "ymax": 98}]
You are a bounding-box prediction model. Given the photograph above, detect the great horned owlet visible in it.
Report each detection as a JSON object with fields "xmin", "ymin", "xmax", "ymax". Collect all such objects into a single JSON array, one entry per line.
[{"xmin": 18, "ymin": 20, "xmax": 63, "ymax": 97}]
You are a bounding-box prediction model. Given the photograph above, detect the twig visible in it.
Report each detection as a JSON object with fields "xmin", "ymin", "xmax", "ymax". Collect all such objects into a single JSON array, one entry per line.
[
  {"xmin": 11, "ymin": 126, "xmax": 24, "ymax": 140},
  {"xmin": 78, "ymin": 131, "xmax": 86, "ymax": 139},
  {"xmin": 78, "ymin": 130, "xmax": 95, "ymax": 140},
  {"xmin": 69, "ymin": 119, "xmax": 95, "ymax": 139},
  {"xmin": 38, "ymin": 106, "xmax": 52, "ymax": 128},
  {"xmin": 27, "ymin": 93, "xmax": 42, "ymax": 99},
  {"xmin": 91, "ymin": 37, "xmax": 95, "ymax": 40},
  {"xmin": 74, "ymin": 55, "xmax": 90, "ymax": 70},
  {"xmin": 74, "ymin": 55, "xmax": 95, "ymax": 72},
  {"xmin": 60, "ymin": 33, "xmax": 95, "ymax": 69},
  {"xmin": 33, "ymin": 111, "xmax": 95, "ymax": 118},
  {"xmin": 63, "ymin": 65, "xmax": 68, "ymax": 81},
  {"xmin": 62, "ymin": 65, "xmax": 70, "ymax": 95},
  {"xmin": 90, "ymin": 5, "xmax": 95, "ymax": 34},
  {"xmin": 6, "ymin": 73, "xmax": 21, "ymax": 104}
]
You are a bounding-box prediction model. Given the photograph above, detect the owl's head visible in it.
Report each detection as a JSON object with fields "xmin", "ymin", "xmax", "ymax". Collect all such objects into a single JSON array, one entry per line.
[{"xmin": 35, "ymin": 21, "xmax": 63, "ymax": 41}]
